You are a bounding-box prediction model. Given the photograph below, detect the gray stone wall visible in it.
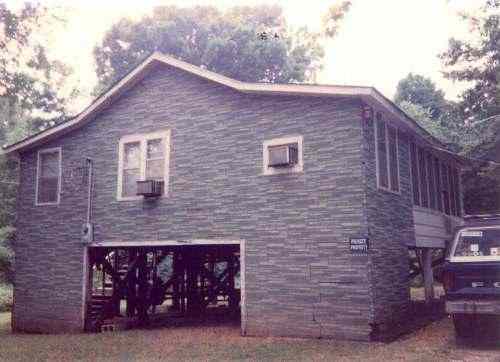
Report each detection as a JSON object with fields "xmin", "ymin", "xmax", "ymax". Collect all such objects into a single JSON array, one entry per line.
[
  {"xmin": 14, "ymin": 63, "xmax": 379, "ymax": 339},
  {"xmin": 361, "ymin": 106, "xmax": 414, "ymax": 334}
]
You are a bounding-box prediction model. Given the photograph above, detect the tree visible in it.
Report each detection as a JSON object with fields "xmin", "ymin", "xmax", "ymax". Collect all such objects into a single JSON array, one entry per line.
[
  {"xmin": 437, "ymin": 1, "xmax": 500, "ymax": 214},
  {"xmin": 394, "ymin": 74, "xmax": 472, "ymax": 152},
  {"xmin": 394, "ymin": 73, "xmax": 448, "ymax": 119},
  {"xmin": 440, "ymin": 0, "xmax": 500, "ymax": 122},
  {"xmin": 93, "ymin": 4, "xmax": 350, "ymax": 94},
  {"xmin": 0, "ymin": 4, "xmax": 75, "ymax": 284}
]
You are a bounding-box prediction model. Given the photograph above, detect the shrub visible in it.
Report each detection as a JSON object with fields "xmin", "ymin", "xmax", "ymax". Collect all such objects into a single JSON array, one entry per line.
[
  {"xmin": 0, "ymin": 283, "xmax": 12, "ymax": 312},
  {"xmin": 0, "ymin": 227, "xmax": 14, "ymax": 284}
]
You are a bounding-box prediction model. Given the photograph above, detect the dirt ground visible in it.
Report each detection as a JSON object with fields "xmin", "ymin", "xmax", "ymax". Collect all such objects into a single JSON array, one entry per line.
[{"xmin": 1, "ymin": 312, "xmax": 500, "ymax": 362}]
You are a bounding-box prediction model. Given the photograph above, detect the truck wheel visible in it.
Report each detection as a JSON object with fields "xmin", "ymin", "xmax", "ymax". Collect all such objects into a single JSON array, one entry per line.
[{"xmin": 453, "ymin": 314, "xmax": 475, "ymax": 339}]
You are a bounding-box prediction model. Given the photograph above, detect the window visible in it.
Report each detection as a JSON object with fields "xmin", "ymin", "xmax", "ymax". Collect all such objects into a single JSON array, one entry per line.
[
  {"xmin": 117, "ymin": 130, "xmax": 170, "ymax": 200},
  {"xmin": 388, "ymin": 125, "xmax": 399, "ymax": 192},
  {"xmin": 409, "ymin": 143, "xmax": 461, "ymax": 216},
  {"xmin": 375, "ymin": 113, "xmax": 400, "ymax": 192},
  {"xmin": 263, "ymin": 136, "xmax": 303, "ymax": 175},
  {"xmin": 36, "ymin": 147, "xmax": 61, "ymax": 205}
]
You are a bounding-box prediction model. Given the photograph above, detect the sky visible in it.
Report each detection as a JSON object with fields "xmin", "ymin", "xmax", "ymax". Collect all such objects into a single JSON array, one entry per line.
[{"xmin": 16, "ymin": 0, "xmax": 483, "ymax": 112}]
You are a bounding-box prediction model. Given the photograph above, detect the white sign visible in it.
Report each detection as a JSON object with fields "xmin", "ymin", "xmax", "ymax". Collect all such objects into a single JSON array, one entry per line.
[{"xmin": 462, "ymin": 231, "xmax": 483, "ymax": 238}]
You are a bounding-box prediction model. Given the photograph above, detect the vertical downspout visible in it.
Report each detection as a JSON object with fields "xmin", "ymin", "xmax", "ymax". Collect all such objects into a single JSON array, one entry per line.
[
  {"xmin": 360, "ymin": 103, "xmax": 377, "ymax": 339},
  {"xmin": 82, "ymin": 158, "xmax": 93, "ymax": 331},
  {"xmin": 86, "ymin": 158, "xmax": 93, "ymax": 225}
]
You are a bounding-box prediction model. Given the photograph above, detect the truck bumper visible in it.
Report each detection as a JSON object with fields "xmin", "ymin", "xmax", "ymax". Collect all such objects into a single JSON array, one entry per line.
[{"xmin": 446, "ymin": 299, "xmax": 500, "ymax": 315}]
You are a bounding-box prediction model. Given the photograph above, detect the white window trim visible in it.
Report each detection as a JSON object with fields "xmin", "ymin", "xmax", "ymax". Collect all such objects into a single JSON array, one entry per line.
[
  {"xmin": 35, "ymin": 147, "xmax": 62, "ymax": 206},
  {"xmin": 374, "ymin": 116, "xmax": 400, "ymax": 194},
  {"xmin": 117, "ymin": 129, "xmax": 171, "ymax": 201},
  {"xmin": 262, "ymin": 135, "xmax": 303, "ymax": 176}
]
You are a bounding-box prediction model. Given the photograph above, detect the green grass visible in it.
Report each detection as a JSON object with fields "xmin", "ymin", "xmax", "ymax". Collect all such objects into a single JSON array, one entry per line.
[
  {"xmin": 0, "ymin": 312, "xmax": 499, "ymax": 361},
  {"xmin": 0, "ymin": 283, "xmax": 12, "ymax": 312}
]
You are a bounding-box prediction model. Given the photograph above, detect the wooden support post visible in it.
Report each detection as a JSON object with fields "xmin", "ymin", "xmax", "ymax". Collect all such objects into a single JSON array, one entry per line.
[
  {"xmin": 137, "ymin": 251, "xmax": 149, "ymax": 325},
  {"xmin": 422, "ymin": 248, "xmax": 435, "ymax": 304},
  {"xmin": 126, "ymin": 249, "xmax": 137, "ymax": 317},
  {"xmin": 112, "ymin": 249, "xmax": 121, "ymax": 316},
  {"xmin": 228, "ymin": 253, "xmax": 237, "ymax": 311},
  {"xmin": 172, "ymin": 252, "xmax": 180, "ymax": 311},
  {"xmin": 151, "ymin": 249, "xmax": 157, "ymax": 315}
]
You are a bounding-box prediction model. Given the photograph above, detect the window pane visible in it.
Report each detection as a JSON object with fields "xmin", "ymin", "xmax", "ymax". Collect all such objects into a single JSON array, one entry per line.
[
  {"xmin": 442, "ymin": 164, "xmax": 451, "ymax": 215},
  {"xmin": 124, "ymin": 142, "xmax": 141, "ymax": 169},
  {"xmin": 377, "ymin": 119, "xmax": 389, "ymax": 188},
  {"xmin": 418, "ymin": 148, "xmax": 428, "ymax": 207},
  {"xmin": 427, "ymin": 153, "xmax": 436, "ymax": 209},
  {"xmin": 388, "ymin": 126, "xmax": 399, "ymax": 192},
  {"xmin": 410, "ymin": 142, "xmax": 420, "ymax": 205},
  {"xmin": 40, "ymin": 152, "xmax": 59, "ymax": 177},
  {"xmin": 146, "ymin": 159, "xmax": 164, "ymax": 180},
  {"xmin": 123, "ymin": 169, "xmax": 140, "ymax": 197},
  {"xmin": 434, "ymin": 157, "xmax": 443, "ymax": 212},
  {"xmin": 38, "ymin": 151, "xmax": 60, "ymax": 203},
  {"xmin": 38, "ymin": 177, "xmax": 58, "ymax": 203},
  {"xmin": 147, "ymin": 139, "xmax": 164, "ymax": 159}
]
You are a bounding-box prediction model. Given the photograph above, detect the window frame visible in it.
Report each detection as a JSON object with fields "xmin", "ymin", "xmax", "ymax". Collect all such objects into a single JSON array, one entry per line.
[
  {"xmin": 35, "ymin": 147, "xmax": 62, "ymax": 206},
  {"xmin": 374, "ymin": 114, "xmax": 401, "ymax": 194},
  {"xmin": 262, "ymin": 135, "xmax": 303, "ymax": 176},
  {"xmin": 409, "ymin": 139, "xmax": 462, "ymax": 217},
  {"xmin": 117, "ymin": 129, "xmax": 171, "ymax": 201}
]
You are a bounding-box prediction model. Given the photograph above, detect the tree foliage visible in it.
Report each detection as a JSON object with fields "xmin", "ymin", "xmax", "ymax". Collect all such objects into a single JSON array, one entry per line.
[
  {"xmin": 93, "ymin": 5, "xmax": 350, "ymax": 94},
  {"xmin": 394, "ymin": 73, "xmax": 448, "ymax": 119},
  {"xmin": 440, "ymin": 0, "xmax": 500, "ymax": 122},
  {"xmin": 0, "ymin": 4, "xmax": 74, "ymax": 283},
  {"xmin": 0, "ymin": 3, "xmax": 74, "ymax": 143}
]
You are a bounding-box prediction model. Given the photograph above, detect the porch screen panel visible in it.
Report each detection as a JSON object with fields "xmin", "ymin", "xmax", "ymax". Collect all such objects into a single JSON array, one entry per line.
[
  {"xmin": 410, "ymin": 142, "xmax": 420, "ymax": 205},
  {"xmin": 453, "ymin": 167, "xmax": 461, "ymax": 216},
  {"xmin": 377, "ymin": 119, "xmax": 389, "ymax": 188},
  {"xmin": 388, "ymin": 126, "xmax": 399, "ymax": 192},
  {"xmin": 434, "ymin": 157, "xmax": 443, "ymax": 212},
  {"xmin": 418, "ymin": 147, "xmax": 428, "ymax": 207},
  {"xmin": 449, "ymin": 166, "xmax": 457, "ymax": 216},
  {"xmin": 427, "ymin": 152, "xmax": 436, "ymax": 209},
  {"xmin": 442, "ymin": 163, "xmax": 451, "ymax": 215}
]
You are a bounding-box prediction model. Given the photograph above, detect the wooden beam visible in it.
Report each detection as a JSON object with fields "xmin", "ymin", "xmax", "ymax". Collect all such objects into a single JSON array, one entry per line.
[{"xmin": 421, "ymin": 249, "xmax": 435, "ymax": 303}]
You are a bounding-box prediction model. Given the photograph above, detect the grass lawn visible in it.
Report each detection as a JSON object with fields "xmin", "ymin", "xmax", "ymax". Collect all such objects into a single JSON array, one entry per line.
[{"xmin": 1, "ymin": 312, "xmax": 500, "ymax": 361}]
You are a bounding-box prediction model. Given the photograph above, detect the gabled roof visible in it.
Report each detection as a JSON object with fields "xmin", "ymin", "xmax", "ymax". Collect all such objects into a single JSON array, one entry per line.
[{"xmin": 2, "ymin": 51, "xmax": 445, "ymax": 155}]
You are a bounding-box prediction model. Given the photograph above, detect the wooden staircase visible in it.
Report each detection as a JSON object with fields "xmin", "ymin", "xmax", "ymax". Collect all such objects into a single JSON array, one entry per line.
[{"xmin": 86, "ymin": 295, "xmax": 114, "ymax": 332}]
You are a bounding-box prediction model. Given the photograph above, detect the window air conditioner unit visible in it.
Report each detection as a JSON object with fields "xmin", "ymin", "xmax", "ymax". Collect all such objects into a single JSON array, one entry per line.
[
  {"xmin": 268, "ymin": 143, "xmax": 299, "ymax": 167},
  {"xmin": 136, "ymin": 180, "xmax": 164, "ymax": 197}
]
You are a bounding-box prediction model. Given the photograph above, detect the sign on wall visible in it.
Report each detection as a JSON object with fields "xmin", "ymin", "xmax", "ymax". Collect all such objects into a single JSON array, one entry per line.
[{"xmin": 349, "ymin": 238, "xmax": 369, "ymax": 253}]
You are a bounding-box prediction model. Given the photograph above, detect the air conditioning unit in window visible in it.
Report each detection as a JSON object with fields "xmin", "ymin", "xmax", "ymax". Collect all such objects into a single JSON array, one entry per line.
[
  {"xmin": 268, "ymin": 143, "xmax": 299, "ymax": 167},
  {"xmin": 136, "ymin": 180, "xmax": 164, "ymax": 197}
]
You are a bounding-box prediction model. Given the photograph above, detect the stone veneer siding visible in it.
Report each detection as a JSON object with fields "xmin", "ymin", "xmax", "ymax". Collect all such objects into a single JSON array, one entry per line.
[
  {"xmin": 361, "ymin": 108, "xmax": 414, "ymax": 334},
  {"xmin": 13, "ymin": 63, "xmax": 412, "ymax": 339}
]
